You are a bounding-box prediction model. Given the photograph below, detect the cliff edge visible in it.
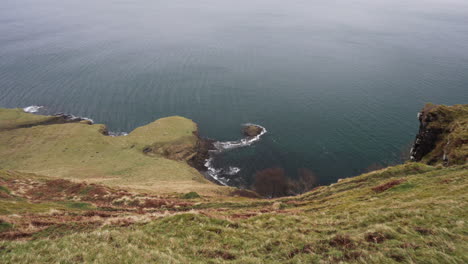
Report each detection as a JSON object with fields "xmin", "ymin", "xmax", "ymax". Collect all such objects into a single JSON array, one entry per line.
[
  {"xmin": 0, "ymin": 108, "xmax": 227, "ymax": 195},
  {"xmin": 410, "ymin": 104, "xmax": 468, "ymax": 165}
]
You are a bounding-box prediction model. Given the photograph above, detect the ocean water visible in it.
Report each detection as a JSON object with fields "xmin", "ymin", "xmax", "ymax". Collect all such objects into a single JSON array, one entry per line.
[{"xmin": 1, "ymin": 0, "xmax": 468, "ymax": 187}]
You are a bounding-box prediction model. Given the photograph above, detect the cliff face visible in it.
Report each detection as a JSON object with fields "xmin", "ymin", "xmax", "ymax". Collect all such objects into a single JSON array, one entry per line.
[
  {"xmin": 140, "ymin": 127, "xmax": 214, "ymax": 171},
  {"xmin": 410, "ymin": 104, "xmax": 468, "ymax": 165}
]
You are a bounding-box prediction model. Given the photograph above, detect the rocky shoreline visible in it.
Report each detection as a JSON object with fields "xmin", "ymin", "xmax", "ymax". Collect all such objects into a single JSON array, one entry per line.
[{"xmin": 188, "ymin": 133, "xmax": 216, "ymax": 171}]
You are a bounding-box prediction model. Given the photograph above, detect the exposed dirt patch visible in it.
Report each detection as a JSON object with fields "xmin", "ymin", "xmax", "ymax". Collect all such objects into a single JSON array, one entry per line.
[
  {"xmin": 0, "ymin": 191, "xmax": 10, "ymax": 198},
  {"xmin": 229, "ymin": 212, "xmax": 258, "ymax": 219},
  {"xmin": 365, "ymin": 232, "xmax": 388, "ymax": 243},
  {"xmin": 0, "ymin": 177, "xmax": 201, "ymax": 240},
  {"xmin": 287, "ymin": 244, "xmax": 314, "ymax": 259},
  {"xmin": 328, "ymin": 234, "xmax": 355, "ymax": 249},
  {"xmin": 4, "ymin": 177, "xmax": 194, "ymax": 210},
  {"xmin": 82, "ymin": 211, "xmax": 115, "ymax": 218},
  {"xmin": 414, "ymin": 226, "xmax": 434, "ymax": 235},
  {"xmin": 198, "ymin": 249, "xmax": 236, "ymax": 260},
  {"xmin": 0, "ymin": 231, "xmax": 32, "ymax": 240},
  {"xmin": 372, "ymin": 179, "xmax": 406, "ymax": 193}
]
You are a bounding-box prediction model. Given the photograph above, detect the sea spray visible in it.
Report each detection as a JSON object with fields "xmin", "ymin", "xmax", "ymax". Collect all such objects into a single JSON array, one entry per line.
[
  {"xmin": 23, "ymin": 105, "xmax": 44, "ymax": 113},
  {"xmin": 212, "ymin": 124, "xmax": 267, "ymax": 152},
  {"xmin": 108, "ymin": 131, "xmax": 129, "ymax": 137},
  {"xmin": 204, "ymin": 124, "xmax": 267, "ymax": 185}
]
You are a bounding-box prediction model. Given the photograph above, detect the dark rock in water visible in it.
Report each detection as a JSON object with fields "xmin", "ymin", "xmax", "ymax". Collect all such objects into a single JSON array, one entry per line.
[
  {"xmin": 243, "ymin": 125, "xmax": 263, "ymax": 137},
  {"xmin": 188, "ymin": 136, "xmax": 215, "ymax": 171},
  {"xmin": 54, "ymin": 113, "xmax": 92, "ymax": 123}
]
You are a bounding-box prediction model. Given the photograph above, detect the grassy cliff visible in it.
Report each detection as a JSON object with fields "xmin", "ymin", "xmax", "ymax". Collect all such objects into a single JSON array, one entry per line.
[
  {"xmin": 0, "ymin": 105, "xmax": 467, "ymax": 263},
  {"xmin": 410, "ymin": 104, "xmax": 467, "ymax": 165},
  {"xmin": 0, "ymin": 108, "xmax": 228, "ymax": 195}
]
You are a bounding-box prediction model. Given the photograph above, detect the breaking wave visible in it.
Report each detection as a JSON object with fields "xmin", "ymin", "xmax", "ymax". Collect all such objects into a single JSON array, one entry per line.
[
  {"xmin": 204, "ymin": 158, "xmax": 242, "ymax": 186},
  {"xmin": 204, "ymin": 124, "xmax": 267, "ymax": 185},
  {"xmin": 21, "ymin": 104, "xmax": 131, "ymax": 138},
  {"xmin": 60, "ymin": 114, "xmax": 94, "ymax": 124},
  {"xmin": 23, "ymin": 105, "xmax": 95, "ymax": 124},
  {"xmin": 108, "ymin": 131, "xmax": 129, "ymax": 137},
  {"xmin": 23, "ymin": 105, "xmax": 44, "ymax": 113}
]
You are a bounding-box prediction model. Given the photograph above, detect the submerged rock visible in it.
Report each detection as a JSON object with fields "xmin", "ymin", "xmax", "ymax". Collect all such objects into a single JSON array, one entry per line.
[{"xmin": 243, "ymin": 125, "xmax": 263, "ymax": 137}]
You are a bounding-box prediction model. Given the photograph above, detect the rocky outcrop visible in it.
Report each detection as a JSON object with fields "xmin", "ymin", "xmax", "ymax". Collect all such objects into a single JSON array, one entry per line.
[
  {"xmin": 243, "ymin": 125, "xmax": 263, "ymax": 137},
  {"xmin": 410, "ymin": 104, "xmax": 444, "ymax": 162},
  {"xmin": 188, "ymin": 136, "xmax": 215, "ymax": 171},
  {"xmin": 410, "ymin": 104, "xmax": 467, "ymax": 165},
  {"xmin": 142, "ymin": 131, "xmax": 215, "ymax": 171}
]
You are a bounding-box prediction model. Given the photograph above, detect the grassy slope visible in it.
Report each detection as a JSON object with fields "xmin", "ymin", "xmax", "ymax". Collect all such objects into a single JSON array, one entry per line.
[
  {"xmin": 0, "ymin": 163, "xmax": 466, "ymax": 263},
  {"xmin": 0, "ymin": 108, "xmax": 227, "ymax": 195},
  {"xmin": 0, "ymin": 108, "xmax": 58, "ymax": 130},
  {"xmin": 0, "ymin": 105, "xmax": 467, "ymax": 263}
]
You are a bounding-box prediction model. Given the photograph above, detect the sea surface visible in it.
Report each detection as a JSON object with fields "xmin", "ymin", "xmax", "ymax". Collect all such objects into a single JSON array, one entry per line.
[{"xmin": 1, "ymin": 0, "xmax": 468, "ymax": 187}]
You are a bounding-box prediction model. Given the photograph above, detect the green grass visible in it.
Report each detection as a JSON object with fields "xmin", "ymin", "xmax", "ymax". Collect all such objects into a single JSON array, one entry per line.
[
  {"xmin": 61, "ymin": 201, "xmax": 94, "ymax": 210},
  {"xmin": 0, "ymin": 186, "xmax": 10, "ymax": 194},
  {"xmin": 0, "ymin": 220, "xmax": 13, "ymax": 232},
  {"xmin": 0, "ymin": 163, "xmax": 466, "ymax": 263},
  {"xmin": 389, "ymin": 182, "xmax": 416, "ymax": 192},
  {"xmin": 181, "ymin": 191, "xmax": 201, "ymax": 199},
  {"xmin": 419, "ymin": 104, "xmax": 468, "ymax": 165},
  {"xmin": 0, "ymin": 108, "xmax": 228, "ymax": 195},
  {"xmin": 0, "ymin": 105, "xmax": 466, "ymax": 263},
  {"xmin": 0, "ymin": 108, "xmax": 59, "ymax": 130}
]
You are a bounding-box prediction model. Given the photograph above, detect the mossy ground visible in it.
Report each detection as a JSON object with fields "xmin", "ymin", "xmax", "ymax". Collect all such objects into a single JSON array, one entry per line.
[{"xmin": 0, "ymin": 163, "xmax": 466, "ymax": 263}]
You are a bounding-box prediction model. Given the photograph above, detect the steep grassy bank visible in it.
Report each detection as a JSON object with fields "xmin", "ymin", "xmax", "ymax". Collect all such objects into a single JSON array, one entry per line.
[
  {"xmin": 0, "ymin": 163, "xmax": 466, "ymax": 263},
  {"xmin": 0, "ymin": 104, "xmax": 466, "ymax": 263},
  {"xmin": 0, "ymin": 108, "xmax": 228, "ymax": 195}
]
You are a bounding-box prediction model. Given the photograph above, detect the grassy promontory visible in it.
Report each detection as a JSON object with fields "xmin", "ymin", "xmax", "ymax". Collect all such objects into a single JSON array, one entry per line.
[
  {"xmin": 0, "ymin": 105, "xmax": 467, "ymax": 263},
  {"xmin": 0, "ymin": 108, "xmax": 229, "ymax": 195}
]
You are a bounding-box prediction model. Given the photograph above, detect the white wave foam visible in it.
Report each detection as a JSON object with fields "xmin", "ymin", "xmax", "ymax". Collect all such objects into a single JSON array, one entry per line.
[
  {"xmin": 63, "ymin": 114, "xmax": 94, "ymax": 124},
  {"xmin": 108, "ymin": 131, "xmax": 129, "ymax": 137},
  {"xmin": 213, "ymin": 124, "xmax": 267, "ymax": 152},
  {"xmin": 204, "ymin": 158, "xmax": 228, "ymax": 185},
  {"xmin": 204, "ymin": 123, "xmax": 266, "ymax": 185},
  {"xmin": 81, "ymin": 117, "xmax": 94, "ymax": 124},
  {"xmin": 23, "ymin": 105, "xmax": 43, "ymax": 113},
  {"xmin": 204, "ymin": 159, "xmax": 242, "ymax": 185},
  {"xmin": 225, "ymin": 166, "xmax": 241, "ymax": 175}
]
